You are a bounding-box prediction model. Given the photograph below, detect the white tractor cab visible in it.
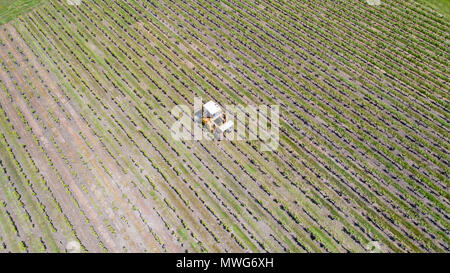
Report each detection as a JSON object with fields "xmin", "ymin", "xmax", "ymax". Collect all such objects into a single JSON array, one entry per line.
[{"xmin": 202, "ymin": 100, "xmax": 234, "ymax": 138}]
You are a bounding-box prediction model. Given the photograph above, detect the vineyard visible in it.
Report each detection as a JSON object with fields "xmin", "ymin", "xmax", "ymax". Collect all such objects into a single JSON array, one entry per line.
[{"xmin": 0, "ymin": 0, "xmax": 448, "ymax": 253}]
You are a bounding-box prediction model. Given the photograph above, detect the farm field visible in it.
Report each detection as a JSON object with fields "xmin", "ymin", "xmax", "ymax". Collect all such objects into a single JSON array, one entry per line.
[{"xmin": 0, "ymin": 0, "xmax": 448, "ymax": 253}]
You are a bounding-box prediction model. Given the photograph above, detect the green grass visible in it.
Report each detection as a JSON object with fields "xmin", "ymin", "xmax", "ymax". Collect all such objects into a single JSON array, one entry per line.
[
  {"xmin": 419, "ymin": 0, "xmax": 450, "ymax": 18},
  {"xmin": 0, "ymin": 0, "xmax": 46, "ymax": 24}
]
